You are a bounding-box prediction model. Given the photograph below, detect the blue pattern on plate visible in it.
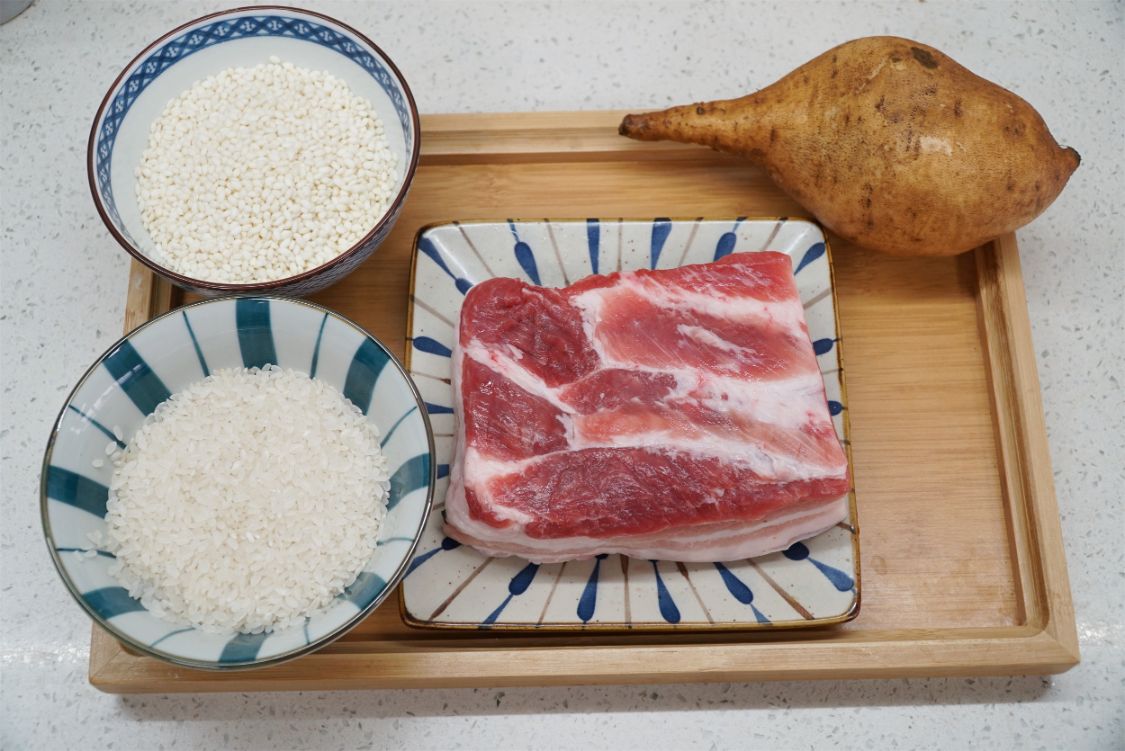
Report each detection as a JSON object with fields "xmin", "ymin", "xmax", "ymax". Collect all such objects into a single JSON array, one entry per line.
[
  {"xmin": 309, "ymin": 313, "xmax": 329, "ymax": 377},
  {"xmin": 102, "ymin": 340, "xmax": 171, "ymax": 416},
  {"xmin": 93, "ymin": 13, "xmax": 412, "ymax": 234},
  {"xmin": 482, "ymin": 562, "xmax": 540, "ymax": 626},
  {"xmin": 235, "ymin": 298, "xmax": 278, "ymax": 369},
  {"xmin": 713, "ymin": 217, "xmax": 746, "ymax": 261},
  {"xmin": 181, "ymin": 311, "xmax": 210, "ymax": 377},
  {"xmin": 650, "ymin": 562, "xmax": 682, "ymax": 624},
  {"xmin": 65, "ymin": 405, "xmax": 126, "ymax": 449},
  {"xmin": 381, "ymin": 405, "xmax": 419, "ymax": 448},
  {"xmin": 418, "ymin": 237, "xmax": 474, "ymax": 294},
  {"xmin": 650, "ymin": 218, "xmax": 673, "ymax": 269},
  {"xmin": 795, "ymin": 242, "xmax": 827, "ymax": 274},
  {"xmin": 714, "ymin": 562, "xmax": 753, "ymax": 603},
  {"xmin": 340, "ymin": 571, "xmax": 388, "ymax": 606},
  {"xmin": 45, "ymin": 466, "xmax": 109, "ymax": 518},
  {"xmin": 388, "ymin": 454, "xmax": 431, "ymax": 510},
  {"xmin": 509, "ymin": 221, "xmax": 541, "ymax": 285},
  {"xmin": 377, "ymin": 536, "xmax": 416, "ymax": 547},
  {"xmin": 784, "ymin": 542, "xmax": 856, "ymax": 591},
  {"xmin": 343, "ymin": 338, "xmax": 390, "ymax": 414},
  {"xmin": 586, "ymin": 218, "xmax": 601, "ymax": 274},
  {"xmin": 150, "ymin": 627, "xmax": 193, "ymax": 649},
  {"xmin": 828, "ymin": 400, "xmax": 844, "ymax": 416},
  {"xmin": 83, "ymin": 587, "xmax": 146, "ymax": 620},
  {"xmin": 413, "ymin": 336, "xmax": 452, "ymax": 358},
  {"xmin": 219, "ymin": 632, "xmax": 270, "ymax": 664},
  {"xmin": 577, "ymin": 553, "xmax": 609, "ymax": 623},
  {"xmin": 714, "ymin": 562, "xmax": 770, "ymax": 624},
  {"xmin": 424, "ymin": 402, "xmax": 454, "ymax": 415},
  {"xmin": 812, "ymin": 338, "xmax": 835, "ymax": 356},
  {"xmin": 811, "ymin": 558, "xmax": 856, "ymax": 592},
  {"xmin": 406, "ymin": 536, "xmax": 461, "ymax": 575}
]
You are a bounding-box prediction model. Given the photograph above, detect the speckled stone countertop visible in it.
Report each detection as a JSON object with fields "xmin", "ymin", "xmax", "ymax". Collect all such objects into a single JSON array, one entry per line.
[{"xmin": 2, "ymin": 1, "xmax": 1122, "ymax": 748}]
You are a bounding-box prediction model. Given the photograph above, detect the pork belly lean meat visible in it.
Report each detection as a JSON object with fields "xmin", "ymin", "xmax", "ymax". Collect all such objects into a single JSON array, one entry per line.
[{"xmin": 444, "ymin": 251, "xmax": 850, "ymax": 563}]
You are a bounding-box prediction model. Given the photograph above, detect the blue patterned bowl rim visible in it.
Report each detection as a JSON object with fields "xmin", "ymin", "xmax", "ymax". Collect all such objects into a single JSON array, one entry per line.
[
  {"xmin": 40, "ymin": 295, "xmax": 437, "ymax": 670},
  {"xmin": 86, "ymin": 5, "xmax": 422, "ymax": 293}
]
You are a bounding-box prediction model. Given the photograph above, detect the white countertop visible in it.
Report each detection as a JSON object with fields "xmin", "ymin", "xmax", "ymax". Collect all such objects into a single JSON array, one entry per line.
[{"xmin": 2, "ymin": 1, "xmax": 1122, "ymax": 748}]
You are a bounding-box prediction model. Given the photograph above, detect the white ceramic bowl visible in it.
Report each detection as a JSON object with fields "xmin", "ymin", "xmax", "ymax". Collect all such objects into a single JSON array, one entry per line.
[
  {"xmin": 41, "ymin": 297, "xmax": 435, "ymax": 669},
  {"xmin": 87, "ymin": 6, "xmax": 420, "ymax": 296}
]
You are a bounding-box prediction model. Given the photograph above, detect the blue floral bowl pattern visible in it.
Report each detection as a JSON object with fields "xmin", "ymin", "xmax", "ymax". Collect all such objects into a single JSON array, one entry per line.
[
  {"xmin": 42, "ymin": 297, "xmax": 435, "ymax": 669},
  {"xmin": 87, "ymin": 6, "xmax": 420, "ymax": 297},
  {"xmin": 403, "ymin": 218, "xmax": 859, "ymax": 631}
]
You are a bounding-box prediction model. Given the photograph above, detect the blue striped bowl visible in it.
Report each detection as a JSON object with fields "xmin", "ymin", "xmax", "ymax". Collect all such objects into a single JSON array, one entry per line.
[
  {"xmin": 87, "ymin": 7, "xmax": 420, "ymax": 297},
  {"xmin": 41, "ymin": 297, "xmax": 435, "ymax": 669}
]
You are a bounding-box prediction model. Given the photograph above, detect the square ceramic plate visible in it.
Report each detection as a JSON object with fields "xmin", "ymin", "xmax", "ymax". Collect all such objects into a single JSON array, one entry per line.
[{"xmin": 402, "ymin": 218, "xmax": 858, "ymax": 630}]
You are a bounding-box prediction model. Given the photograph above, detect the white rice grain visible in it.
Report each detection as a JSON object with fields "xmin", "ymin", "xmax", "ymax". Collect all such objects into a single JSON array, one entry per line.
[
  {"xmin": 135, "ymin": 59, "xmax": 399, "ymax": 284},
  {"xmin": 101, "ymin": 366, "xmax": 389, "ymax": 634}
]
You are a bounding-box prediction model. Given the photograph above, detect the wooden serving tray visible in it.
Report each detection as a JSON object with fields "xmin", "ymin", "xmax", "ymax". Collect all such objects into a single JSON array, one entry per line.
[{"xmin": 91, "ymin": 111, "xmax": 1078, "ymax": 692}]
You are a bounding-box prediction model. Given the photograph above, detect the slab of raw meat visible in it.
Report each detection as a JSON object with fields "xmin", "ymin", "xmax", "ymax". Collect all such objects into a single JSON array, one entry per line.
[{"xmin": 443, "ymin": 252, "xmax": 850, "ymax": 563}]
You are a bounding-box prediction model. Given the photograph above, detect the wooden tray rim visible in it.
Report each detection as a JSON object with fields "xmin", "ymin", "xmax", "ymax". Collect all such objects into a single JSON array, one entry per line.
[{"xmin": 88, "ymin": 111, "xmax": 1078, "ymax": 691}]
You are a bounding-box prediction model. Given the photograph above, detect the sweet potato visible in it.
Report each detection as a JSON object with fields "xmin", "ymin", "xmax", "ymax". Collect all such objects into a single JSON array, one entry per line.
[{"xmin": 619, "ymin": 37, "xmax": 1079, "ymax": 256}]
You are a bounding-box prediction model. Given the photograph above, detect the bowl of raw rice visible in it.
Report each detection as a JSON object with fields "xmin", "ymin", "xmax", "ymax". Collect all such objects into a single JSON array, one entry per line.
[
  {"xmin": 41, "ymin": 296, "xmax": 435, "ymax": 669},
  {"xmin": 88, "ymin": 6, "xmax": 420, "ymax": 296}
]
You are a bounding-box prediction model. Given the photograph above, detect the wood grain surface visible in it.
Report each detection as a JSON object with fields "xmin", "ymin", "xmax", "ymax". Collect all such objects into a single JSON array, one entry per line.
[{"xmin": 99, "ymin": 111, "xmax": 1076, "ymax": 691}]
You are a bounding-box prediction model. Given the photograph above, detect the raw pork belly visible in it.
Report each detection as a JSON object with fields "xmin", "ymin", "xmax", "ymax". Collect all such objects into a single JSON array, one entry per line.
[{"xmin": 444, "ymin": 252, "xmax": 850, "ymax": 563}]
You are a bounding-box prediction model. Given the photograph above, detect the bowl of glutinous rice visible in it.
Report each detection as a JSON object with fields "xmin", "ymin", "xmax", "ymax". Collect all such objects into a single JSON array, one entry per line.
[
  {"xmin": 41, "ymin": 297, "xmax": 434, "ymax": 669},
  {"xmin": 88, "ymin": 6, "xmax": 420, "ymax": 297}
]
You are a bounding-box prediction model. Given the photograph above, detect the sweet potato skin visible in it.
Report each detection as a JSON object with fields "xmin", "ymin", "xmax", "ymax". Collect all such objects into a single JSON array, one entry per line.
[{"xmin": 620, "ymin": 37, "xmax": 1079, "ymax": 256}]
